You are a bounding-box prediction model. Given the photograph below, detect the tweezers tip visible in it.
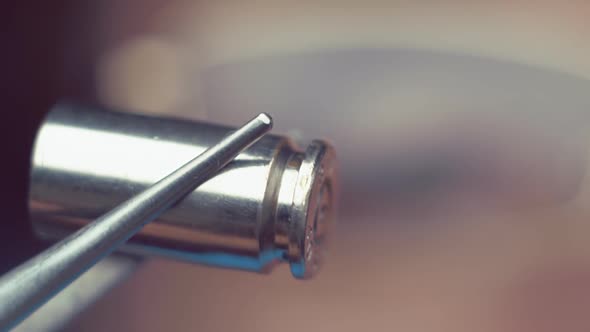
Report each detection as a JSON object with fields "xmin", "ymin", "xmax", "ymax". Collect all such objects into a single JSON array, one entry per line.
[{"xmin": 257, "ymin": 113, "xmax": 273, "ymax": 128}]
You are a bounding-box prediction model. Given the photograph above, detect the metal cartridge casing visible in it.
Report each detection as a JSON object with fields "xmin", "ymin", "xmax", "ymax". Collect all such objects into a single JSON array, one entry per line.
[{"xmin": 28, "ymin": 103, "xmax": 337, "ymax": 279}]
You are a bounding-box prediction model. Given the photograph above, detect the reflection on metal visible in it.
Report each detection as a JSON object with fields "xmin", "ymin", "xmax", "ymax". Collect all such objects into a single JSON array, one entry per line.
[
  {"xmin": 29, "ymin": 103, "xmax": 338, "ymax": 280},
  {"xmin": 1, "ymin": 110, "xmax": 272, "ymax": 331},
  {"xmin": 36, "ymin": 124, "xmax": 267, "ymax": 201},
  {"xmin": 13, "ymin": 256, "xmax": 137, "ymax": 332}
]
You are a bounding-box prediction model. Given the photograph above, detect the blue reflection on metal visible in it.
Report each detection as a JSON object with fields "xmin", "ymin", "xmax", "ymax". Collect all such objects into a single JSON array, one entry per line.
[
  {"xmin": 290, "ymin": 261, "xmax": 305, "ymax": 278},
  {"xmin": 130, "ymin": 245, "xmax": 285, "ymax": 272}
]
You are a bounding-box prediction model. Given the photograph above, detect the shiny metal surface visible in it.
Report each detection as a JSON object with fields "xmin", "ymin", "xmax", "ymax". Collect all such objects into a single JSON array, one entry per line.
[
  {"xmin": 0, "ymin": 110, "xmax": 272, "ymax": 331},
  {"xmin": 13, "ymin": 256, "xmax": 138, "ymax": 332},
  {"xmin": 29, "ymin": 103, "xmax": 338, "ymax": 280}
]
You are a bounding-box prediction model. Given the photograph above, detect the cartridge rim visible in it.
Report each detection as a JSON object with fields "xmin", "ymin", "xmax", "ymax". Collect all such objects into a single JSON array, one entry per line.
[{"xmin": 288, "ymin": 140, "xmax": 338, "ymax": 279}]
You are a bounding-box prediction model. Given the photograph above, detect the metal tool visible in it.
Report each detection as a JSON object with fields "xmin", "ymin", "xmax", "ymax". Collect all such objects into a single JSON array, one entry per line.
[
  {"xmin": 29, "ymin": 103, "xmax": 338, "ymax": 279},
  {"xmin": 0, "ymin": 111, "xmax": 273, "ymax": 331}
]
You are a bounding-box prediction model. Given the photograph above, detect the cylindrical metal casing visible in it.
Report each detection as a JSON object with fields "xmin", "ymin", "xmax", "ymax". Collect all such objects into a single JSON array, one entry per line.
[{"xmin": 28, "ymin": 103, "xmax": 337, "ymax": 279}]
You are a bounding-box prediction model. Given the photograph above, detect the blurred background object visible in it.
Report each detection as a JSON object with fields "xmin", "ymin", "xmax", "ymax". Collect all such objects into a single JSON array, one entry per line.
[{"xmin": 4, "ymin": 1, "xmax": 590, "ymax": 331}]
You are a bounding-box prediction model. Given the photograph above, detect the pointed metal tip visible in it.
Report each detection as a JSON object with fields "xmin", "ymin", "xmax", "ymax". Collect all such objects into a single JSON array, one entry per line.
[{"xmin": 256, "ymin": 113, "xmax": 273, "ymax": 128}]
